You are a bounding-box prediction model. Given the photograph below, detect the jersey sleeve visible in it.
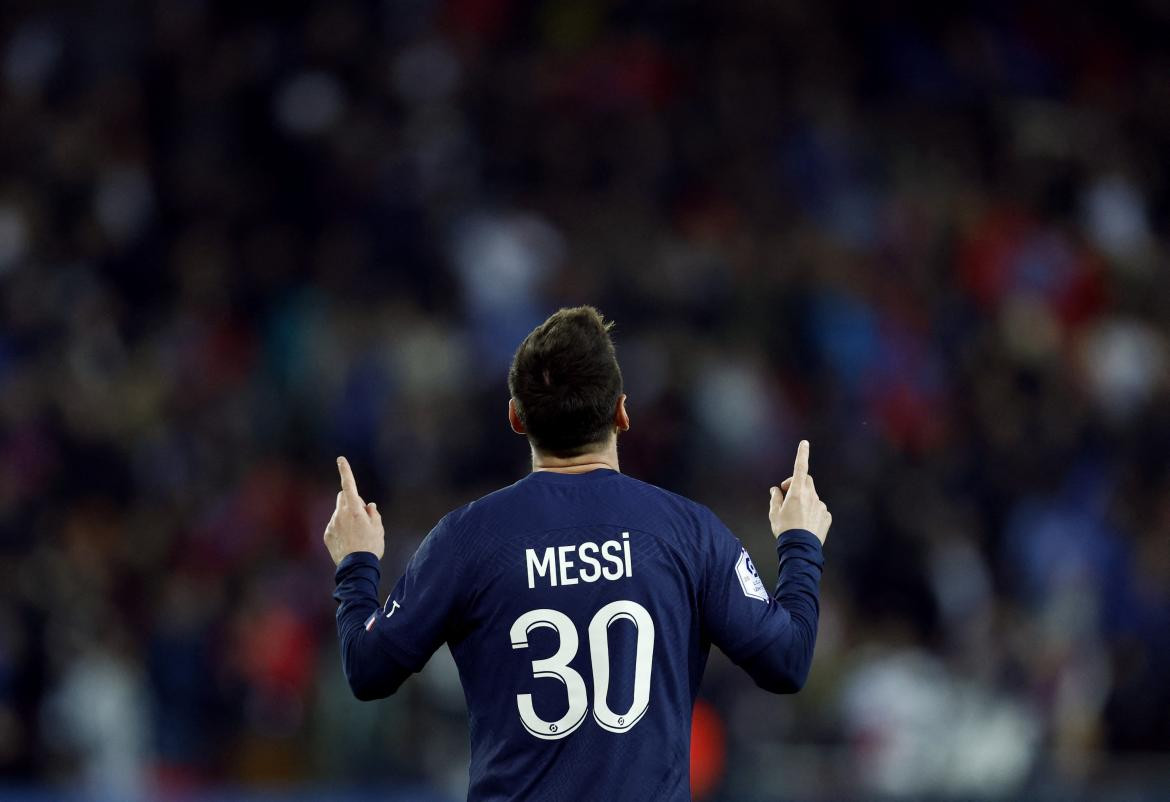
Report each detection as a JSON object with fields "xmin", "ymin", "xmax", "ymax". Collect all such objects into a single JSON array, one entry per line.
[
  {"xmin": 332, "ymin": 513, "xmax": 466, "ymax": 700},
  {"xmin": 699, "ymin": 509, "xmax": 825, "ymax": 694}
]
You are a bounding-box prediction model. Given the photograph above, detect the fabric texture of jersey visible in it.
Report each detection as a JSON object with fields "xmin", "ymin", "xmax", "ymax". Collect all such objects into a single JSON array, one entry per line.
[{"xmin": 333, "ymin": 469, "xmax": 824, "ymax": 802}]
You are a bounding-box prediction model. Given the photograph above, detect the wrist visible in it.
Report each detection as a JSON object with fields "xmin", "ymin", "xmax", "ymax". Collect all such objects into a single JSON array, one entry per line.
[
  {"xmin": 336, "ymin": 549, "xmax": 382, "ymax": 572},
  {"xmin": 776, "ymin": 529, "xmax": 824, "ymax": 549}
]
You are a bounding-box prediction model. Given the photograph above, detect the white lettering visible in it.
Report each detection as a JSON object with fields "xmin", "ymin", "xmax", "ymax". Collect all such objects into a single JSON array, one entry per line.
[
  {"xmin": 602, "ymin": 541, "xmax": 624, "ymax": 581},
  {"xmin": 578, "ymin": 542, "xmax": 601, "ymax": 582},
  {"xmin": 526, "ymin": 547, "xmax": 557, "ymax": 589},
  {"xmin": 526, "ymin": 535, "xmax": 634, "ymax": 588},
  {"xmin": 558, "ymin": 545, "xmax": 578, "ymax": 586}
]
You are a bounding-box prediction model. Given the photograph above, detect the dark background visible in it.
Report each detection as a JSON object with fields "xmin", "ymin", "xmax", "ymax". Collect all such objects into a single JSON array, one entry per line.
[{"xmin": 0, "ymin": 0, "xmax": 1168, "ymax": 799}]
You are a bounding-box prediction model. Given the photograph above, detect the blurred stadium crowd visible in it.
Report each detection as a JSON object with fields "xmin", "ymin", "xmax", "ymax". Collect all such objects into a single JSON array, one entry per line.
[{"xmin": 1, "ymin": 0, "xmax": 1169, "ymax": 799}]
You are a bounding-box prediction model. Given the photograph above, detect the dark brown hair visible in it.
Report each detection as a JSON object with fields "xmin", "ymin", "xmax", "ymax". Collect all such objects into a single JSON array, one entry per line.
[{"xmin": 508, "ymin": 306, "xmax": 623, "ymax": 457}]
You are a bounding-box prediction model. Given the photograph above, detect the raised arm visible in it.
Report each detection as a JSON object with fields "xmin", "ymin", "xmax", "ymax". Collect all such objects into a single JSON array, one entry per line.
[
  {"xmin": 702, "ymin": 440, "xmax": 831, "ymax": 694},
  {"xmin": 326, "ymin": 457, "xmax": 462, "ymax": 700}
]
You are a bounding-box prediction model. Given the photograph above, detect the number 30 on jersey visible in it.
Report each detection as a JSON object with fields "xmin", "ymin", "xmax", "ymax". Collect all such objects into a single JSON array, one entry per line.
[{"xmin": 509, "ymin": 600, "xmax": 655, "ymax": 740}]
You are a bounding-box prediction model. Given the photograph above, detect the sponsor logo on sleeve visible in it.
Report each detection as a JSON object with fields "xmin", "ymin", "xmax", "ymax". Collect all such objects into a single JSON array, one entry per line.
[
  {"xmin": 367, "ymin": 597, "xmax": 403, "ymax": 631},
  {"xmin": 735, "ymin": 548, "xmax": 769, "ymax": 603}
]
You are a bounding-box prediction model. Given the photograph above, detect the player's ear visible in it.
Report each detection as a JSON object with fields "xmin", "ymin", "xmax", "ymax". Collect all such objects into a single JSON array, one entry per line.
[
  {"xmin": 508, "ymin": 398, "xmax": 527, "ymax": 435},
  {"xmin": 614, "ymin": 394, "xmax": 630, "ymax": 432}
]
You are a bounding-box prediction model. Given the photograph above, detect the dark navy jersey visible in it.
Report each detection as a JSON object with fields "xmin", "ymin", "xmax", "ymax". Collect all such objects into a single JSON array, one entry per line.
[{"xmin": 333, "ymin": 469, "xmax": 824, "ymax": 802}]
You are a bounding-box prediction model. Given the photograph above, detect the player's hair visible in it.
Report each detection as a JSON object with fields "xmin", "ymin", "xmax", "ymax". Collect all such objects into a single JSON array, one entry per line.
[{"xmin": 508, "ymin": 306, "xmax": 624, "ymax": 457}]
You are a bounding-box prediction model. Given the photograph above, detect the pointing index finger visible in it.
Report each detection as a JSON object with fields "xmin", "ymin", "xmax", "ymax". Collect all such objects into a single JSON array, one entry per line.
[
  {"xmin": 793, "ymin": 439, "xmax": 810, "ymax": 483},
  {"xmin": 337, "ymin": 456, "xmax": 361, "ymax": 504}
]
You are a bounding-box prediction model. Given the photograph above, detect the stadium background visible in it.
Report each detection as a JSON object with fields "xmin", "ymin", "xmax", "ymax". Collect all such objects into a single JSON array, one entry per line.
[{"xmin": 1, "ymin": 1, "xmax": 1169, "ymax": 799}]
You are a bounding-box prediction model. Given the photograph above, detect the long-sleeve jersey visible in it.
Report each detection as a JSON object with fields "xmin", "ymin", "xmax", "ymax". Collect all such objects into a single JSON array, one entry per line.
[{"xmin": 333, "ymin": 468, "xmax": 824, "ymax": 802}]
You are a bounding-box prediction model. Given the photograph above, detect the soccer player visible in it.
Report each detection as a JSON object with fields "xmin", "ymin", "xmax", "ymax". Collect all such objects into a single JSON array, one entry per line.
[{"xmin": 326, "ymin": 307, "xmax": 831, "ymax": 801}]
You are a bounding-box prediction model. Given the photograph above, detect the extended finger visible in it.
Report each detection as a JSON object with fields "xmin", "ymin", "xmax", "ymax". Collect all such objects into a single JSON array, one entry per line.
[
  {"xmin": 793, "ymin": 440, "xmax": 810, "ymax": 483},
  {"xmin": 337, "ymin": 456, "xmax": 362, "ymax": 504}
]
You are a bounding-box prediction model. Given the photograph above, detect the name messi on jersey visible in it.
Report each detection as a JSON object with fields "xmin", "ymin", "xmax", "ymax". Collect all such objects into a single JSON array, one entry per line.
[{"xmin": 526, "ymin": 532, "xmax": 633, "ymax": 589}]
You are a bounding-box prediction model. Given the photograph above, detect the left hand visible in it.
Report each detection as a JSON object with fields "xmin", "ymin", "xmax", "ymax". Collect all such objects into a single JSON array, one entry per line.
[{"xmin": 324, "ymin": 457, "xmax": 385, "ymax": 565}]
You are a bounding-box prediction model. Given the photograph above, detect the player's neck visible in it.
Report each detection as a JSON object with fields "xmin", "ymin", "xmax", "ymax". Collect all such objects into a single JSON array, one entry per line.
[{"xmin": 531, "ymin": 442, "xmax": 620, "ymax": 474}]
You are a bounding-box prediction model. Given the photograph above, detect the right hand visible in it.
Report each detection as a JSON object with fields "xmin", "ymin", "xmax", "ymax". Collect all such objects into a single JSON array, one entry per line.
[{"xmin": 768, "ymin": 440, "xmax": 831, "ymax": 545}]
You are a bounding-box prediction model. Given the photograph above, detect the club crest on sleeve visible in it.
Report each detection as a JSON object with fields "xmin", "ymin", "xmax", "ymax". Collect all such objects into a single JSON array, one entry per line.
[{"xmin": 735, "ymin": 548, "xmax": 769, "ymax": 603}]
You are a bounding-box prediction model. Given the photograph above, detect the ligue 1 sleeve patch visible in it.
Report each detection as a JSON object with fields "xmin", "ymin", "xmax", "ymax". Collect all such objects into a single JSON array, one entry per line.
[{"xmin": 735, "ymin": 548, "xmax": 769, "ymax": 603}]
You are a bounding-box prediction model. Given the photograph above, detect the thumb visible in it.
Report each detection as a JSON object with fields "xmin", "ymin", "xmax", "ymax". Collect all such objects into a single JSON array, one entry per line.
[
  {"xmin": 366, "ymin": 501, "xmax": 381, "ymax": 521},
  {"xmin": 769, "ymin": 486, "xmax": 781, "ymax": 507}
]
